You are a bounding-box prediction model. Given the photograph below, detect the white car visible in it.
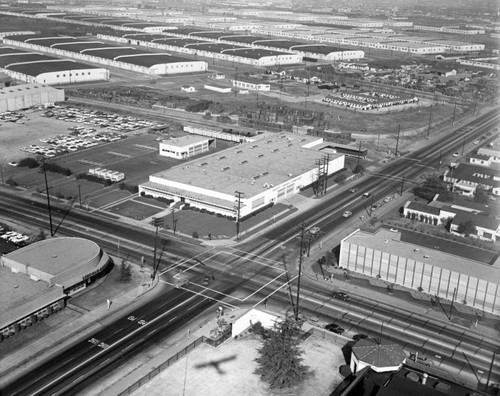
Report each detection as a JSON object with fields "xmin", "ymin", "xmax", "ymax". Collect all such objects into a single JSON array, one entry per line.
[
  {"xmin": 8, "ymin": 161, "xmax": 18, "ymax": 167},
  {"xmin": 343, "ymin": 211, "xmax": 353, "ymax": 218}
]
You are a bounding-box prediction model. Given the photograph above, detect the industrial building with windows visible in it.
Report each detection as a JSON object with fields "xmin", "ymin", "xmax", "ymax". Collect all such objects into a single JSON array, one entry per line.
[
  {"xmin": 139, "ymin": 133, "xmax": 345, "ymax": 219},
  {"xmin": 0, "ymin": 47, "xmax": 109, "ymax": 85},
  {"xmin": 340, "ymin": 228, "xmax": 500, "ymax": 315},
  {"xmin": 0, "ymin": 237, "xmax": 111, "ymax": 340},
  {"xmin": 2, "ymin": 35, "xmax": 208, "ymax": 76},
  {"xmin": 0, "ymin": 84, "xmax": 64, "ymax": 112},
  {"xmin": 100, "ymin": 33, "xmax": 303, "ymax": 67}
]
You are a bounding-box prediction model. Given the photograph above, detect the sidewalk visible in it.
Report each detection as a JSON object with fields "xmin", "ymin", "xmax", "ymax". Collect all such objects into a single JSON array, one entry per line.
[{"xmin": 0, "ymin": 261, "xmax": 160, "ymax": 388}]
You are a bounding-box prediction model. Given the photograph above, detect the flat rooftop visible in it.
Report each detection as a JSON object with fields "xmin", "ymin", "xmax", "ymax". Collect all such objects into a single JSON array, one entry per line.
[
  {"xmin": 345, "ymin": 228, "xmax": 500, "ymax": 278},
  {"xmin": 4, "ymin": 237, "xmax": 100, "ymax": 276},
  {"xmin": 0, "ymin": 266, "xmax": 50, "ymax": 316},
  {"xmin": 149, "ymin": 133, "xmax": 341, "ymax": 198},
  {"xmin": 162, "ymin": 135, "xmax": 210, "ymax": 147}
]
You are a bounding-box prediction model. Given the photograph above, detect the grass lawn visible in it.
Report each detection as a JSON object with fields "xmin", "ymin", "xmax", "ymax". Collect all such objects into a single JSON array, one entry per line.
[{"xmin": 107, "ymin": 199, "xmax": 162, "ymax": 220}]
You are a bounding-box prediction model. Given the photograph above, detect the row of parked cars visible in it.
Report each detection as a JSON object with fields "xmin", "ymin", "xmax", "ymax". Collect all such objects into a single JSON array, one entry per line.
[
  {"xmin": 41, "ymin": 105, "xmax": 158, "ymax": 133},
  {"xmin": 0, "ymin": 228, "xmax": 29, "ymax": 246}
]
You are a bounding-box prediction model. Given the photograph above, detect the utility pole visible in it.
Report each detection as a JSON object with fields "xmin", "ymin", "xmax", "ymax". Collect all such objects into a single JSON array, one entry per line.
[
  {"xmin": 172, "ymin": 207, "xmax": 176, "ymax": 235},
  {"xmin": 151, "ymin": 217, "xmax": 164, "ymax": 280},
  {"xmin": 451, "ymin": 102, "xmax": 457, "ymax": 126},
  {"xmin": 400, "ymin": 174, "xmax": 405, "ymax": 196},
  {"xmin": 0, "ymin": 164, "xmax": 3, "ymax": 185},
  {"xmin": 78, "ymin": 184, "xmax": 82, "ymax": 207},
  {"xmin": 356, "ymin": 141, "xmax": 362, "ymax": 168},
  {"xmin": 437, "ymin": 149, "xmax": 443, "ymax": 171},
  {"xmin": 395, "ymin": 124, "xmax": 401, "ymax": 156},
  {"xmin": 234, "ymin": 191, "xmax": 244, "ymax": 240},
  {"xmin": 295, "ymin": 224, "xmax": 305, "ymax": 321},
  {"xmin": 40, "ymin": 156, "xmax": 54, "ymax": 236},
  {"xmin": 427, "ymin": 110, "xmax": 432, "ymax": 138},
  {"xmin": 449, "ymin": 287, "xmax": 457, "ymax": 320},
  {"xmin": 461, "ymin": 136, "xmax": 466, "ymax": 156}
]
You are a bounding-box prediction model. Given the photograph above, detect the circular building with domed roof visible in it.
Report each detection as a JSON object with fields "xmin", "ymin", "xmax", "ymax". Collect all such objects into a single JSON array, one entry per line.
[{"xmin": 0, "ymin": 237, "xmax": 111, "ymax": 340}]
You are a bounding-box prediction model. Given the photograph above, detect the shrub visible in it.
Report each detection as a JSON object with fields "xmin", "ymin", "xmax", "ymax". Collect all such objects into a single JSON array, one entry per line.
[
  {"xmin": 18, "ymin": 157, "xmax": 39, "ymax": 168},
  {"xmin": 192, "ymin": 231, "xmax": 199, "ymax": 239},
  {"xmin": 41, "ymin": 162, "xmax": 71, "ymax": 176},
  {"xmin": 5, "ymin": 177, "xmax": 18, "ymax": 186}
]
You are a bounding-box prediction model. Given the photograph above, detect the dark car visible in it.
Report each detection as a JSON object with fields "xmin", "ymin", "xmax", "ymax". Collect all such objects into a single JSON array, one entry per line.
[
  {"xmin": 332, "ymin": 291, "xmax": 351, "ymax": 301},
  {"xmin": 352, "ymin": 333, "xmax": 368, "ymax": 341},
  {"xmin": 325, "ymin": 323, "xmax": 345, "ymax": 334}
]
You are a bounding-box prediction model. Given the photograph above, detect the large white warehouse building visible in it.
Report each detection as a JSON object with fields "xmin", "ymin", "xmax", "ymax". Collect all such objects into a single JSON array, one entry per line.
[{"xmin": 139, "ymin": 133, "xmax": 345, "ymax": 219}]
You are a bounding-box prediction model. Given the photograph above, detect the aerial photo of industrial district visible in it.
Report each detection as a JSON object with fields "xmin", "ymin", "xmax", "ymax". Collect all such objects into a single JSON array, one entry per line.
[{"xmin": 0, "ymin": 0, "xmax": 498, "ymax": 394}]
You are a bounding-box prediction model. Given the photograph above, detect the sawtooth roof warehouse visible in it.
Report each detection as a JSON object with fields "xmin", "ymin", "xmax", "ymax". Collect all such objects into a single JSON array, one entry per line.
[{"xmin": 139, "ymin": 133, "xmax": 345, "ymax": 219}]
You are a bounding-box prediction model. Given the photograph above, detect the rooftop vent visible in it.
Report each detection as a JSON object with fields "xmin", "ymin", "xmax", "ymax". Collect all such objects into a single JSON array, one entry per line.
[
  {"xmin": 256, "ymin": 154, "xmax": 264, "ymax": 158},
  {"xmin": 221, "ymin": 166, "xmax": 230, "ymax": 171},
  {"xmin": 239, "ymin": 160, "xmax": 248, "ymax": 164},
  {"xmin": 198, "ymin": 162, "xmax": 208, "ymax": 167},
  {"xmin": 250, "ymin": 145, "xmax": 258, "ymax": 149},
  {"xmin": 217, "ymin": 155, "xmax": 226, "ymax": 160}
]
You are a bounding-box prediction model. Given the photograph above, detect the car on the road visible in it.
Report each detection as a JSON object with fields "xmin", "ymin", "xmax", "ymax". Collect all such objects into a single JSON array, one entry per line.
[
  {"xmin": 348, "ymin": 187, "xmax": 358, "ymax": 193},
  {"xmin": 332, "ymin": 291, "xmax": 351, "ymax": 301},
  {"xmin": 308, "ymin": 226, "xmax": 321, "ymax": 235},
  {"xmin": 361, "ymin": 192, "xmax": 371, "ymax": 199},
  {"xmin": 342, "ymin": 211, "xmax": 352, "ymax": 218},
  {"xmin": 325, "ymin": 323, "xmax": 345, "ymax": 335}
]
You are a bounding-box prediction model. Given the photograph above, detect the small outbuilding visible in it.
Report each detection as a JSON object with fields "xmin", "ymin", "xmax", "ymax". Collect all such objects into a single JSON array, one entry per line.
[{"xmin": 159, "ymin": 135, "xmax": 211, "ymax": 159}]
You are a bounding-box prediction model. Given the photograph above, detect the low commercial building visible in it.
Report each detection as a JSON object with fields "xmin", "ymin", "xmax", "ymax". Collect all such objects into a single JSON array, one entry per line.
[
  {"xmin": 0, "ymin": 237, "xmax": 111, "ymax": 340},
  {"xmin": 443, "ymin": 163, "xmax": 500, "ymax": 196},
  {"xmin": 340, "ymin": 228, "xmax": 500, "ymax": 314},
  {"xmin": 159, "ymin": 135, "xmax": 211, "ymax": 159},
  {"xmin": 0, "ymin": 47, "xmax": 109, "ymax": 85},
  {"xmin": 139, "ymin": 133, "xmax": 345, "ymax": 219},
  {"xmin": 204, "ymin": 83, "xmax": 232, "ymax": 93},
  {"xmin": 232, "ymin": 77, "xmax": 270, "ymax": 91},
  {"xmin": 0, "ymin": 84, "xmax": 64, "ymax": 112}
]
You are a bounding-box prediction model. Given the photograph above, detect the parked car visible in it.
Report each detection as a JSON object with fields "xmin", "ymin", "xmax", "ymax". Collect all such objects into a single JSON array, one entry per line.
[
  {"xmin": 371, "ymin": 202, "xmax": 381, "ymax": 210},
  {"xmin": 343, "ymin": 211, "xmax": 352, "ymax": 218},
  {"xmin": 8, "ymin": 161, "xmax": 18, "ymax": 167},
  {"xmin": 383, "ymin": 196, "xmax": 392, "ymax": 203},
  {"xmin": 352, "ymin": 333, "xmax": 368, "ymax": 341},
  {"xmin": 452, "ymin": 152, "xmax": 459, "ymax": 157},
  {"xmin": 325, "ymin": 323, "xmax": 345, "ymax": 335},
  {"xmin": 332, "ymin": 292, "xmax": 351, "ymax": 301}
]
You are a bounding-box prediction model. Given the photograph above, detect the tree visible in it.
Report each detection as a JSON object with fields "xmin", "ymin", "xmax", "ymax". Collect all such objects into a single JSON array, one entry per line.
[
  {"xmin": 353, "ymin": 164, "xmax": 365, "ymax": 174},
  {"xmin": 457, "ymin": 220, "xmax": 476, "ymax": 237},
  {"xmin": 413, "ymin": 176, "xmax": 452, "ymax": 202},
  {"xmin": 335, "ymin": 172, "xmax": 347, "ymax": 184},
  {"xmin": 254, "ymin": 314, "xmax": 310, "ymax": 390},
  {"xmin": 118, "ymin": 258, "xmax": 132, "ymax": 282},
  {"xmin": 474, "ymin": 188, "xmax": 489, "ymax": 204}
]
